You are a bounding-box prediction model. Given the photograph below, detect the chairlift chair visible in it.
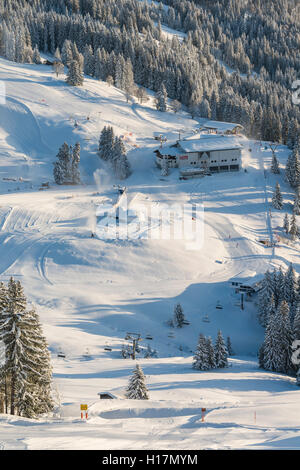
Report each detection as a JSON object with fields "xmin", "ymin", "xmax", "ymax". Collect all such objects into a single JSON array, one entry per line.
[
  {"xmin": 216, "ymin": 301, "xmax": 223, "ymax": 310},
  {"xmin": 145, "ymin": 334, "xmax": 153, "ymax": 340},
  {"xmin": 202, "ymin": 314, "xmax": 210, "ymax": 323}
]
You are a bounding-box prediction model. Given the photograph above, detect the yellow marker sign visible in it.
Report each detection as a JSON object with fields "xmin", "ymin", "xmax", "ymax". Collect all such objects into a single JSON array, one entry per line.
[{"xmin": 80, "ymin": 404, "xmax": 88, "ymax": 411}]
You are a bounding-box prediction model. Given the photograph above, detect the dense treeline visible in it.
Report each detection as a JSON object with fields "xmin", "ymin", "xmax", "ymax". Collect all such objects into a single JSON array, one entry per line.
[
  {"xmin": 0, "ymin": 0, "xmax": 299, "ymax": 145},
  {"xmin": 258, "ymin": 264, "xmax": 300, "ymax": 378}
]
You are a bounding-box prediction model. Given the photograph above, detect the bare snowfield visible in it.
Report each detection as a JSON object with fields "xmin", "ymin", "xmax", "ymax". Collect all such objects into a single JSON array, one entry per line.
[{"xmin": 0, "ymin": 57, "xmax": 299, "ymax": 450}]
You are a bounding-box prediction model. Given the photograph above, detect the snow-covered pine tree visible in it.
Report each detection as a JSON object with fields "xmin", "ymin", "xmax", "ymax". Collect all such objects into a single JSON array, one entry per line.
[
  {"xmin": 53, "ymin": 142, "xmax": 71, "ymax": 185},
  {"xmin": 293, "ymin": 304, "xmax": 300, "ymax": 341},
  {"xmin": 274, "ymin": 267, "xmax": 285, "ymax": 309},
  {"xmin": 263, "ymin": 300, "xmax": 293, "ymax": 374},
  {"xmin": 284, "ymin": 263, "xmax": 298, "ymax": 313},
  {"xmin": 206, "ymin": 336, "xmax": 216, "ymax": 368},
  {"xmin": 98, "ymin": 126, "xmax": 115, "ymax": 162},
  {"xmin": 293, "ymin": 187, "xmax": 300, "ymax": 215},
  {"xmin": 61, "ymin": 39, "xmax": 73, "ymax": 67},
  {"xmin": 66, "ymin": 59, "xmax": 84, "ymax": 86},
  {"xmin": 283, "ymin": 213, "xmax": 289, "ymax": 234},
  {"xmin": 289, "ymin": 213, "xmax": 299, "ymax": 241},
  {"xmin": 286, "ymin": 148, "xmax": 300, "ymax": 188},
  {"xmin": 272, "ymin": 182, "xmax": 283, "ymax": 210},
  {"xmin": 215, "ymin": 330, "xmax": 228, "ymax": 368},
  {"xmin": 83, "ymin": 44, "xmax": 95, "ymax": 77},
  {"xmin": 261, "ymin": 307, "xmax": 280, "ymax": 372},
  {"xmin": 32, "ymin": 45, "xmax": 41, "ymax": 64},
  {"xmin": 277, "ymin": 300, "xmax": 294, "ymax": 374},
  {"xmin": 112, "ymin": 137, "xmax": 131, "ymax": 180},
  {"xmin": 155, "ymin": 82, "xmax": 167, "ymax": 112},
  {"xmin": 193, "ymin": 334, "xmax": 210, "ymax": 370},
  {"xmin": 258, "ymin": 343, "xmax": 265, "ymax": 369},
  {"xmin": 0, "ymin": 278, "xmax": 53, "ymax": 417},
  {"xmin": 54, "ymin": 47, "xmax": 61, "ymax": 62},
  {"xmin": 125, "ymin": 365, "xmax": 149, "ymax": 400},
  {"xmin": 123, "ymin": 58, "xmax": 134, "ymax": 100},
  {"xmin": 258, "ymin": 270, "xmax": 276, "ymax": 325},
  {"xmin": 71, "ymin": 142, "xmax": 81, "ymax": 184},
  {"xmin": 271, "ymin": 153, "xmax": 280, "ymax": 174},
  {"xmin": 173, "ymin": 303, "xmax": 185, "ymax": 328},
  {"xmin": 226, "ymin": 336, "xmax": 234, "ymax": 356}
]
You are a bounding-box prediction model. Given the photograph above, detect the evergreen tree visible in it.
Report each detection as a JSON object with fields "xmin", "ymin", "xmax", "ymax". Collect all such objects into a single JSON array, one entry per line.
[
  {"xmin": 0, "ymin": 278, "xmax": 53, "ymax": 417},
  {"xmin": 193, "ymin": 334, "xmax": 210, "ymax": 371},
  {"xmin": 293, "ymin": 303, "xmax": 300, "ymax": 340},
  {"xmin": 286, "ymin": 148, "xmax": 300, "ymax": 188},
  {"xmin": 53, "ymin": 142, "xmax": 80, "ymax": 185},
  {"xmin": 271, "ymin": 153, "xmax": 280, "ymax": 174},
  {"xmin": 155, "ymin": 82, "xmax": 168, "ymax": 112},
  {"xmin": 66, "ymin": 60, "xmax": 84, "ymax": 86},
  {"xmin": 112, "ymin": 137, "xmax": 131, "ymax": 180},
  {"xmin": 272, "ymin": 268, "xmax": 285, "ymax": 310},
  {"xmin": 61, "ymin": 39, "xmax": 73, "ymax": 67},
  {"xmin": 215, "ymin": 330, "xmax": 228, "ymax": 368},
  {"xmin": 173, "ymin": 303, "xmax": 185, "ymax": 328},
  {"xmin": 289, "ymin": 214, "xmax": 299, "ymax": 241},
  {"xmin": 262, "ymin": 300, "xmax": 293, "ymax": 374},
  {"xmin": 54, "ymin": 47, "xmax": 61, "ymax": 62},
  {"xmin": 98, "ymin": 126, "xmax": 115, "ymax": 162},
  {"xmin": 125, "ymin": 365, "xmax": 149, "ymax": 400},
  {"xmin": 278, "ymin": 301, "xmax": 294, "ymax": 374},
  {"xmin": 53, "ymin": 142, "xmax": 71, "ymax": 185},
  {"xmin": 32, "ymin": 45, "xmax": 41, "ymax": 64},
  {"xmin": 226, "ymin": 336, "xmax": 234, "ymax": 356},
  {"xmin": 283, "ymin": 213, "xmax": 289, "ymax": 234},
  {"xmin": 258, "ymin": 270, "xmax": 276, "ymax": 325},
  {"xmin": 206, "ymin": 336, "xmax": 216, "ymax": 368},
  {"xmin": 272, "ymin": 182, "xmax": 283, "ymax": 210},
  {"xmin": 261, "ymin": 307, "xmax": 281, "ymax": 372},
  {"xmin": 284, "ymin": 264, "xmax": 297, "ymax": 311},
  {"xmin": 71, "ymin": 142, "xmax": 81, "ymax": 184},
  {"xmin": 293, "ymin": 187, "xmax": 300, "ymax": 215}
]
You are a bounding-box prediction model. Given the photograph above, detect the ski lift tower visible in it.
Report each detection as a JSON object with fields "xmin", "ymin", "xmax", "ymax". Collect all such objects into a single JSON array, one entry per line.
[
  {"xmin": 177, "ymin": 128, "xmax": 185, "ymax": 141},
  {"xmin": 124, "ymin": 332, "xmax": 142, "ymax": 360}
]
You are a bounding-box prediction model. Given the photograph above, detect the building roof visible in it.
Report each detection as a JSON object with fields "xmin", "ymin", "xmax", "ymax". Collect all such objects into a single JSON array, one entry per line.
[
  {"xmin": 178, "ymin": 135, "xmax": 243, "ymax": 153},
  {"xmin": 202, "ymin": 121, "xmax": 244, "ymax": 132},
  {"xmin": 97, "ymin": 391, "xmax": 118, "ymax": 398},
  {"xmin": 155, "ymin": 146, "xmax": 182, "ymax": 157}
]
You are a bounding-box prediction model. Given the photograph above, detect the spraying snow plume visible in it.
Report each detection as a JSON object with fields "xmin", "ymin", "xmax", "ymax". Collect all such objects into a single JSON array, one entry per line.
[{"xmin": 93, "ymin": 168, "xmax": 111, "ymax": 193}]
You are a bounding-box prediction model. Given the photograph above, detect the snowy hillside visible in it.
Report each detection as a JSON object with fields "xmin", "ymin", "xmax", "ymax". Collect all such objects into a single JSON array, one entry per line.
[{"xmin": 0, "ymin": 56, "xmax": 299, "ymax": 449}]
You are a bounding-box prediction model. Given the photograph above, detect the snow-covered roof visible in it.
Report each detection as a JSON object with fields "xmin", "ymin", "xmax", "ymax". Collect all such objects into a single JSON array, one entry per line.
[
  {"xmin": 97, "ymin": 391, "xmax": 118, "ymax": 399},
  {"xmin": 230, "ymin": 271, "xmax": 264, "ymax": 287},
  {"xmin": 203, "ymin": 121, "xmax": 244, "ymax": 132},
  {"xmin": 178, "ymin": 135, "xmax": 243, "ymax": 153},
  {"xmin": 155, "ymin": 146, "xmax": 182, "ymax": 157}
]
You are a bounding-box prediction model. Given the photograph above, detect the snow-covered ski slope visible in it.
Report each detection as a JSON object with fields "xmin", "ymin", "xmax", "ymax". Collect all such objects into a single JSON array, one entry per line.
[{"xmin": 0, "ymin": 57, "xmax": 299, "ymax": 449}]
